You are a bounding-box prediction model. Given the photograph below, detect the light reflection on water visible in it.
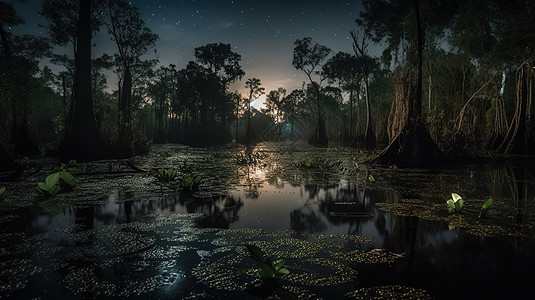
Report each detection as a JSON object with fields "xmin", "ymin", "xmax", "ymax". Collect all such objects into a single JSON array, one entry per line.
[{"xmin": 2, "ymin": 143, "xmax": 535, "ymax": 299}]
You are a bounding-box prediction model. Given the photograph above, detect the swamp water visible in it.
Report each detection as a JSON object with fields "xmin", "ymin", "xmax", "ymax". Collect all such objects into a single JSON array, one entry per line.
[{"xmin": 1, "ymin": 142, "xmax": 534, "ymax": 299}]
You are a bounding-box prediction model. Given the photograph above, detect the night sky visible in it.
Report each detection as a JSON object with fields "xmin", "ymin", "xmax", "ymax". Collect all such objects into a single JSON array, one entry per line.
[{"xmin": 8, "ymin": 0, "xmax": 366, "ymax": 106}]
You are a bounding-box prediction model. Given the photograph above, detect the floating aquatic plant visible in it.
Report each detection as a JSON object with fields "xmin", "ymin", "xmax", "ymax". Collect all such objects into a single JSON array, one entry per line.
[
  {"xmin": 182, "ymin": 175, "xmax": 201, "ymax": 191},
  {"xmin": 368, "ymin": 175, "xmax": 376, "ymax": 182},
  {"xmin": 37, "ymin": 171, "xmax": 76, "ymax": 196},
  {"xmin": 245, "ymin": 244, "xmax": 290, "ymax": 280},
  {"xmin": 58, "ymin": 159, "xmax": 85, "ymax": 174},
  {"xmin": 152, "ymin": 168, "xmax": 177, "ymax": 181},
  {"xmin": 447, "ymin": 193, "xmax": 464, "ymax": 213},
  {"xmin": 478, "ymin": 198, "xmax": 493, "ymax": 218},
  {"xmin": 0, "ymin": 187, "xmax": 6, "ymax": 199}
]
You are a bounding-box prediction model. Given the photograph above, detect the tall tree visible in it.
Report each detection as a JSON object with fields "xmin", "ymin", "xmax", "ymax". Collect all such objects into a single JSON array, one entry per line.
[
  {"xmin": 351, "ymin": 30, "xmax": 378, "ymax": 149},
  {"xmin": 448, "ymin": 0, "xmax": 535, "ymax": 154},
  {"xmin": 99, "ymin": 0, "xmax": 158, "ymax": 156},
  {"xmin": 264, "ymin": 88, "xmax": 287, "ymax": 137},
  {"xmin": 322, "ymin": 52, "xmax": 361, "ymax": 143},
  {"xmin": 148, "ymin": 64, "xmax": 177, "ymax": 142},
  {"xmin": 58, "ymin": 0, "xmax": 107, "ymax": 161},
  {"xmin": 244, "ymin": 78, "xmax": 265, "ymax": 144},
  {"xmin": 292, "ymin": 37, "xmax": 331, "ymax": 146},
  {"xmin": 1, "ymin": 1, "xmax": 51, "ymax": 156},
  {"xmin": 194, "ymin": 43, "xmax": 245, "ymax": 86},
  {"xmin": 41, "ymin": 0, "xmax": 103, "ymax": 136},
  {"xmin": 361, "ymin": 0, "xmax": 447, "ymax": 167},
  {"xmin": 0, "ymin": 1, "xmax": 17, "ymax": 169},
  {"xmin": 173, "ymin": 43, "xmax": 244, "ymax": 145}
]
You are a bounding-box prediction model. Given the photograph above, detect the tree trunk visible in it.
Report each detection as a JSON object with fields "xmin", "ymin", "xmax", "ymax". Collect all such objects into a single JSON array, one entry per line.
[
  {"xmin": 497, "ymin": 61, "xmax": 535, "ymax": 154},
  {"xmin": 310, "ymin": 83, "xmax": 328, "ymax": 146},
  {"xmin": 363, "ymin": 76, "xmax": 376, "ymax": 149},
  {"xmin": 371, "ymin": 0, "xmax": 444, "ymax": 168},
  {"xmin": 0, "ymin": 143, "xmax": 18, "ymax": 172},
  {"xmin": 0, "ymin": 25, "xmax": 12, "ymax": 58},
  {"xmin": 58, "ymin": 0, "xmax": 107, "ymax": 161},
  {"xmin": 349, "ymin": 88, "xmax": 354, "ymax": 140},
  {"xmin": 116, "ymin": 67, "xmax": 134, "ymax": 156}
]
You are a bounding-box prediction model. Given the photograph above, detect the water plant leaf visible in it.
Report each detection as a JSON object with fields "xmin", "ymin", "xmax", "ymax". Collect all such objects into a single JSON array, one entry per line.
[
  {"xmin": 59, "ymin": 171, "xmax": 76, "ymax": 187},
  {"xmin": 447, "ymin": 193, "xmax": 464, "ymax": 212},
  {"xmin": 481, "ymin": 198, "xmax": 493, "ymax": 210},
  {"xmin": 258, "ymin": 262, "xmax": 275, "ymax": 278},
  {"xmin": 368, "ymin": 175, "xmax": 375, "ymax": 182},
  {"xmin": 276, "ymin": 267, "xmax": 290, "ymax": 277},
  {"xmin": 447, "ymin": 199, "xmax": 456, "ymax": 211},
  {"xmin": 168, "ymin": 168, "xmax": 177, "ymax": 179},
  {"xmin": 354, "ymin": 162, "xmax": 359, "ymax": 169},
  {"xmin": 273, "ymin": 259, "xmax": 285, "ymax": 270},
  {"xmin": 245, "ymin": 244, "xmax": 266, "ymax": 263},
  {"xmin": 183, "ymin": 176, "xmax": 193, "ymax": 186},
  {"xmin": 45, "ymin": 172, "xmax": 60, "ymax": 188},
  {"xmin": 0, "ymin": 187, "xmax": 6, "ymax": 198},
  {"xmin": 38, "ymin": 182, "xmax": 60, "ymax": 196},
  {"xmin": 455, "ymin": 198, "xmax": 464, "ymax": 211},
  {"xmin": 193, "ymin": 175, "xmax": 201, "ymax": 184}
]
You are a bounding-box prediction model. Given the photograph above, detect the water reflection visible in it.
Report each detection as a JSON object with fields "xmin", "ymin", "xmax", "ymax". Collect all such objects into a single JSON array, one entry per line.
[{"xmin": 2, "ymin": 160, "xmax": 535, "ymax": 299}]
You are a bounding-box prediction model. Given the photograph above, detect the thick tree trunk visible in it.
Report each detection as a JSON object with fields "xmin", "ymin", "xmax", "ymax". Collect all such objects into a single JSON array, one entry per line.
[
  {"xmin": 116, "ymin": 67, "xmax": 134, "ymax": 156},
  {"xmin": 0, "ymin": 143, "xmax": 18, "ymax": 172},
  {"xmin": 497, "ymin": 61, "xmax": 535, "ymax": 154},
  {"xmin": 371, "ymin": 0, "xmax": 444, "ymax": 168},
  {"xmin": 58, "ymin": 0, "xmax": 107, "ymax": 161},
  {"xmin": 387, "ymin": 68, "xmax": 412, "ymax": 141}
]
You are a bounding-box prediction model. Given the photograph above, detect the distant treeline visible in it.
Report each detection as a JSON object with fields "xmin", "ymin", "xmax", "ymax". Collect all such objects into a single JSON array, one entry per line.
[{"xmin": 1, "ymin": 0, "xmax": 534, "ymax": 169}]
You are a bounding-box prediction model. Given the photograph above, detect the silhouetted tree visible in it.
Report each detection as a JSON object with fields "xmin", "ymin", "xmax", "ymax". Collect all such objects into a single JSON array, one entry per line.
[
  {"xmin": 41, "ymin": 0, "xmax": 102, "ymax": 136},
  {"xmin": 194, "ymin": 42, "xmax": 245, "ymax": 86},
  {"xmin": 292, "ymin": 37, "xmax": 331, "ymax": 146},
  {"xmin": 264, "ymin": 88, "xmax": 287, "ymax": 137},
  {"xmin": 99, "ymin": 0, "xmax": 158, "ymax": 156},
  {"xmin": 148, "ymin": 64, "xmax": 177, "ymax": 142},
  {"xmin": 361, "ymin": 0, "xmax": 445, "ymax": 167},
  {"xmin": 351, "ymin": 30, "xmax": 378, "ymax": 149},
  {"xmin": 323, "ymin": 52, "xmax": 361, "ymax": 143},
  {"xmin": 1, "ymin": 1, "xmax": 51, "ymax": 156},
  {"xmin": 170, "ymin": 43, "xmax": 243, "ymax": 145},
  {"xmin": 244, "ymin": 78, "xmax": 264, "ymax": 144},
  {"xmin": 58, "ymin": 0, "xmax": 107, "ymax": 161}
]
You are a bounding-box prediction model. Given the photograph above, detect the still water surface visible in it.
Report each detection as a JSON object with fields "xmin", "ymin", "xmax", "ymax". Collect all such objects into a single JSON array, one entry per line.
[{"xmin": 1, "ymin": 143, "xmax": 534, "ymax": 299}]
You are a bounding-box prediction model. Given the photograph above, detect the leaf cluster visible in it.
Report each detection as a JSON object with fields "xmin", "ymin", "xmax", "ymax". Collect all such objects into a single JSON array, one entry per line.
[
  {"xmin": 37, "ymin": 171, "xmax": 76, "ymax": 197},
  {"xmin": 182, "ymin": 175, "xmax": 201, "ymax": 191},
  {"xmin": 446, "ymin": 193, "xmax": 493, "ymax": 216},
  {"xmin": 245, "ymin": 244, "xmax": 290, "ymax": 280},
  {"xmin": 292, "ymin": 37, "xmax": 331, "ymax": 76},
  {"xmin": 152, "ymin": 167, "xmax": 177, "ymax": 181},
  {"xmin": 58, "ymin": 159, "xmax": 85, "ymax": 175}
]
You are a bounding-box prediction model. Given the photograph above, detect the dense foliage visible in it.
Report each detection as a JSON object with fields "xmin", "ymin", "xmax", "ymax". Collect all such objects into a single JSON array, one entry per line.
[{"xmin": 1, "ymin": 0, "xmax": 534, "ymax": 166}]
